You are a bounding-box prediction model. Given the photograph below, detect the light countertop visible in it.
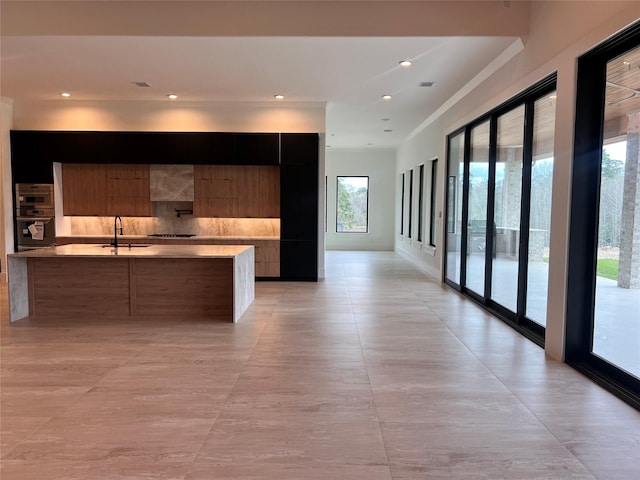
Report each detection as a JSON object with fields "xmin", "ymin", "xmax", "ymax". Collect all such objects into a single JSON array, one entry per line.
[
  {"xmin": 56, "ymin": 235, "xmax": 280, "ymax": 240},
  {"xmin": 9, "ymin": 244, "xmax": 254, "ymax": 259}
]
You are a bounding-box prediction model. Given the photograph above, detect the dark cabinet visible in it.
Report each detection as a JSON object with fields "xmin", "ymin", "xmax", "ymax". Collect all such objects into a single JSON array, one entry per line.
[
  {"xmin": 233, "ymin": 133, "xmax": 280, "ymax": 165},
  {"xmin": 10, "ymin": 131, "xmax": 279, "ymax": 167},
  {"xmin": 10, "ymin": 131, "xmax": 55, "ymax": 183},
  {"xmin": 280, "ymin": 240, "xmax": 318, "ymax": 281},
  {"xmin": 279, "ymin": 133, "xmax": 319, "ymax": 281}
]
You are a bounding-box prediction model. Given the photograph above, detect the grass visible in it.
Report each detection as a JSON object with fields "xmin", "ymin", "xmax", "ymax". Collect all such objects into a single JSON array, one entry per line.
[
  {"xmin": 596, "ymin": 258, "xmax": 619, "ymax": 281},
  {"xmin": 539, "ymin": 257, "xmax": 618, "ymax": 281}
]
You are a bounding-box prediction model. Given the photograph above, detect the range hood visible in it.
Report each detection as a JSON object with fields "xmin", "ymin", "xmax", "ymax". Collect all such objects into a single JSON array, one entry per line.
[{"xmin": 150, "ymin": 165, "xmax": 194, "ymax": 202}]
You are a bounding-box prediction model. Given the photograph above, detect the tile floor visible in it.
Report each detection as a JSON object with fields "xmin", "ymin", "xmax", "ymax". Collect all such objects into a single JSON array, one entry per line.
[{"xmin": 1, "ymin": 251, "xmax": 639, "ymax": 479}]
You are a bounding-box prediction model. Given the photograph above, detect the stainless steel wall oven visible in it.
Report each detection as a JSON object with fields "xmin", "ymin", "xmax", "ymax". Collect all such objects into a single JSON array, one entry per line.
[{"xmin": 15, "ymin": 183, "xmax": 56, "ymax": 250}]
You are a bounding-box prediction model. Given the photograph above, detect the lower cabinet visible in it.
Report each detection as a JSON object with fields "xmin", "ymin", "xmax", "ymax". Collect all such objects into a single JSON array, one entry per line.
[
  {"xmin": 279, "ymin": 240, "xmax": 317, "ymax": 281},
  {"xmin": 208, "ymin": 239, "xmax": 280, "ymax": 278}
]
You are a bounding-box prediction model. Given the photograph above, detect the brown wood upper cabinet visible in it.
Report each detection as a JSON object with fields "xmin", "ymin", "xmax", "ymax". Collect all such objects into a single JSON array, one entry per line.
[
  {"xmin": 62, "ymin": 163, "xmax": 152, "ymax": 216},
  {"xmin": 105, "ymin": 164, "xmax": 152, "ymax": 216},
  {"xmin": 194, "ymin": 165, "xmax": 280, "ymax": 218}
]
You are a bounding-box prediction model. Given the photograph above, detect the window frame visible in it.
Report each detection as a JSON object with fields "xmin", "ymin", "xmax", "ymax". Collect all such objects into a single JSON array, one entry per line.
[
  {"xmin": 429, "ymin": 159, "xmax": 438, "ymax": 247},
  {"xmin": 567, "ymin": 20, "xmax": 640, "ymax": 408},
  {"xmin": 335, "ymin": 175, "xmax": 370, "ymax": 234},
  {"xmin": 400, "ymin": 173, "xmax": 405, "ymax": 235},
  {"xmin": 408, "ymin": 169, "xmax": 414, "ymax": 238},
  {"xmin": 417, "ymin": 164, "xmax": 425, "ymax": 242}
]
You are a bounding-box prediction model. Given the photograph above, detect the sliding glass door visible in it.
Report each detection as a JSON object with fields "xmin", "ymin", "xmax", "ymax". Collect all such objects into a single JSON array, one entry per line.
[
  {"xmin": 444, "ymin": 75, "xmax": 557, "ymax": 344},
  {"xmin": 445, "ymin": 132, "xmax": 465, "ymax": 286},
  {"xmin": 466, "ymin": 122, "xmax": 490, "ymax": 297},
  {"xmin": 491, "ymin": 106, "xmax": 524, "ymax": 312},
  {"xmin": 526, "ymin": 96, "xmax": 556, "ymax": 326}
]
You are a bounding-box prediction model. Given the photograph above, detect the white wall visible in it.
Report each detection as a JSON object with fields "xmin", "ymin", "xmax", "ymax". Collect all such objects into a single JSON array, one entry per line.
[
  {"xmin": 396, "ymin": 117, "xmax": 445, "ymax": 279},
  {"xmin": 0, "ymin": 99, "xmax": 14, "ymax": 283},
  {"xmin": 11, "ymin": 100, "xmax": 325, "ymax": 133},
  {"xmin": 395, "ymin": 1, "xmax": 640, "ymax": 361},
  {"xmin": 325, "ymin": 149, "xmax": 395, "ymax": 251}
]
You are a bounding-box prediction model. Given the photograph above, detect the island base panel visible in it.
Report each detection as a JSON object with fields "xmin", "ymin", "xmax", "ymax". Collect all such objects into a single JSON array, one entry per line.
[
  {"xmin": 18, "ymin": 255, "xmax": 245, "ymax": 322},
  {"xmin": 132, "ymin": 258, "xmax": 233, "ymax": 317},
  {"xmin": 30, "ymin": 257, "xmax": 131, "ymax": 317}
]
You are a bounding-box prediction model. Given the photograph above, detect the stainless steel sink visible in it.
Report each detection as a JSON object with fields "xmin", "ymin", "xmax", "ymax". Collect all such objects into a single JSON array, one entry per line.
[{"xmin": 96, "ymin": 244, "xmax": 152, "ymax": 248}]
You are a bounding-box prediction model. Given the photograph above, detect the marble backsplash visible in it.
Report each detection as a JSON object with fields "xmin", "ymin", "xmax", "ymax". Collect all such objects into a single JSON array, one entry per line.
[
  {"xmin": 150, "ymin": 165, "xmax": 194, "ymax": 201},
  {"xmin": 67, "ymin": 202, "xmax": 280, "ymax": 237}
]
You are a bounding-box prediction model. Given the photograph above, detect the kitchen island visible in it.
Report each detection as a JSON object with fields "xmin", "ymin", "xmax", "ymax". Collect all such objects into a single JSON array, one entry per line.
[
  {"xmin": 56, "ymin": 235, "xmax": 280, "ymax": 278},
  {"xmin": 8, "ymin": 244, "xmax": 254, "ymax": 323}
]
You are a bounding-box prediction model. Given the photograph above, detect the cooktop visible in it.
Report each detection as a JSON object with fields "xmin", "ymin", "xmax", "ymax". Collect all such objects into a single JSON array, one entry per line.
[{"xmin": 148, "ymin": 233, "xmax": 197, "ymax": 238}]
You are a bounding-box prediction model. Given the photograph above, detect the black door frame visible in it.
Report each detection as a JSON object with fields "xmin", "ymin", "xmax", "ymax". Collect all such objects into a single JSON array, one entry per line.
[{"xmin": 567, "ymin": 20, "xmax": 640, "ymax": 409}]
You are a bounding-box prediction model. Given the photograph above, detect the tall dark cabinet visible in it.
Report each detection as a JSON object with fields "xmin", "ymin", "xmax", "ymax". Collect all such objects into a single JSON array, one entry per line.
[{"xmin": 279, "ymin": 133, "xmax": 319, "ymax": 281}]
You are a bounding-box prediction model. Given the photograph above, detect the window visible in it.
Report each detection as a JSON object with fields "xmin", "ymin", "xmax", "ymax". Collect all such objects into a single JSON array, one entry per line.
[
  {"xmin": 417, "ymin": 164, "xmax": 425, "ymax": 242},
  {"xmin": 336, "ymin": 176, "xmax": 369, "ymax": 233},
  {"xmin": 400, "ymin": 173, "xmax": 405, "ymax": 235},
  {"xmin": 408, "ymin": 169, "xmax": 414, "ymax": 238},
  {"xmin": 429, "ymin": 160, "xmax": 438, "ymax": 246}
]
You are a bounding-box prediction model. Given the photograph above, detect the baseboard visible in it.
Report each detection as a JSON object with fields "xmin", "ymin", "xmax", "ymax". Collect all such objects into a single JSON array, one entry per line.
[{"xmin": 395, "ymin": 248, "xmax": 440, "ymax": 280}]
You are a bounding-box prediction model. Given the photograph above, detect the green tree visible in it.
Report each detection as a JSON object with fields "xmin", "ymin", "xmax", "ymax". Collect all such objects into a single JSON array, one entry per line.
[
  {"xmin": 337, "ymin": 178, "xmax": 356, "ymax": 231},
  {"xmin": 598, "ymin": 150, "xmax": 624, "ymax": 247},
  {"xmin": 601, "ymin": 150, "xmax": 624, "ymax": 178}
]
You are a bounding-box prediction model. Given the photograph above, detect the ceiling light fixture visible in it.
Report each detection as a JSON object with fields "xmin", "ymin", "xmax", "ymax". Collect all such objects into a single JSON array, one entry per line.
[
  {"xmin": 60, "ymin": 92, "xmax": 71, "ymax": 97},
  {"xmin": 399, "ymin": 60, "xmax": 412, "ymax": 68},
  {"xmin": 167, "ymin": 94, "xmax": 178, "ymax": 100},
  {"xmin": 274, "ymin": 94, "xmax": 285, "ymax": 100},
  {"xmin": 382, "ymin": 95, "xmax": 392, "ymax": 100}
]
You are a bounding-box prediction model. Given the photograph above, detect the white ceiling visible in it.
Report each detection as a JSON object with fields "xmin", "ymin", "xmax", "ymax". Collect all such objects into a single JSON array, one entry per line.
[{"xmin": 1, "ymin": 0, "xmax": 522, "ymax": 150}]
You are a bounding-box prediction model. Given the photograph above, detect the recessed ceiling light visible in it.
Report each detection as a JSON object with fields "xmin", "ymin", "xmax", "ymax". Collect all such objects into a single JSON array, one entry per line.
[
  {"xmin": 274, "ymin": 94, "xmax": 285, "ymax": 100},
  {"xmin": 549, "ymin": 94, "xmax": 557, "ymax": 99},
  {"xmin": 382, "ymin": 95, "xmax": 392, "ymax": 101},
  {"xmin": 167, "ymin": 94, "xmax": 178, "ymax": 100},
  {"xmin": 399, "ymin": 60, "xmax": 412, "ymax": 68},
  {"xmin": 60, "ymin": 92, "xmax": 71, "ymax": 97}
]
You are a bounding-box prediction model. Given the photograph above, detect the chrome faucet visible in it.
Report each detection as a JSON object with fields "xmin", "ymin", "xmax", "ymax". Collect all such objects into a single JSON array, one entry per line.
[{"xmin": 113, "ymin": 215, "xmax": 123, "ymax": 248}]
